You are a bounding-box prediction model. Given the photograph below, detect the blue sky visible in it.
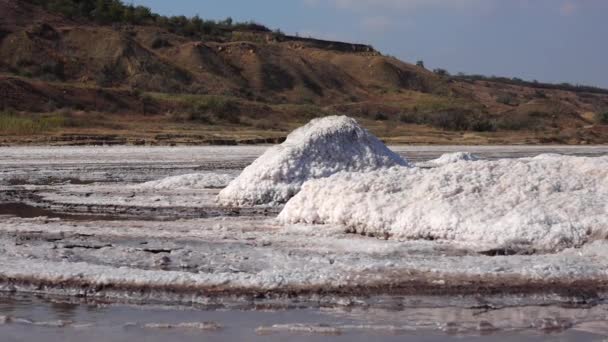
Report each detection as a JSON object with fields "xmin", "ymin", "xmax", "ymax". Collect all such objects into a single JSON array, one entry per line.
[{"xmin": 131, "ymin": 0, "xmax": 608, "ymax": 88}]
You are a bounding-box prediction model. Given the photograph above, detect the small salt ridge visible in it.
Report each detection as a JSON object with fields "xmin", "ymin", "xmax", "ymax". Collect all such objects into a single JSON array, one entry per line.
[
  {"xmin": 135, "ymin": 173, "xmax": 235, "ymax": 190},
  {"xmin": 424, "ymin": 152, "xmax": 480, "ymax": 166}
]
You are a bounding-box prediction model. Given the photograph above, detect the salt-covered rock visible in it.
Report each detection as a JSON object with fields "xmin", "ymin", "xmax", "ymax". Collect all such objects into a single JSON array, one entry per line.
[
  {"xmin": 135, "ymin": 173, "xmax": 235, "ymax": 190},
  {"xmin": 279, "ymin": 154, "xmax": 608, "ymax": 250},
  {"xmin": 217, "ymin": 116, "xmax": 408, "ymax": 206},
  {"xmin": 425, "ymin": 152, "xmax": 479, "ymax": 166}
]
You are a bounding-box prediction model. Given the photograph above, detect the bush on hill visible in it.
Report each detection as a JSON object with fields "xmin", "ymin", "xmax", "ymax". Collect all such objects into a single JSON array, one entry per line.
[
  {"xmin": 451, "ymin": 73, "xmax": 608, "ymax": 95},
  {"xmin": 398, "ymin": 110, "xmax": 495, "ymax": 132},
  {"xmin": 28, "ymin": 0, "xmax": 274, "ymax": 40}
]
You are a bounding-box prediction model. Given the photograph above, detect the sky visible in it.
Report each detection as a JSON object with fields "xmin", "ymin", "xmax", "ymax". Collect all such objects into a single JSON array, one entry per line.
[{"xmin": 131, "ymin": 0, "xmax": 608, "ymax": 88}]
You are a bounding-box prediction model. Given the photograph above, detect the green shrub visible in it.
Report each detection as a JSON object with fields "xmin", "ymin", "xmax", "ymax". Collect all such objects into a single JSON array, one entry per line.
[
  {"xmin": 374, "ymin": 112, "xmax": 388, "ymax": 121},
  {"xmin": 433, "ymin": 68, "xmax": 449, "ymax": 77},
  {"xmin": 495, "ymin": 113, "xmax": 542, "ymax": 131},
  {"xmin": 399, "ymin": 110, "xmax": 467, "ymax": 131},
  {"xmin": 470, "ymin": 118, "xmax": 496, "ymax": 132},
  {"xmin": 150, "ymin": 36, "xmax": 171, "ymax": 49},
  {"xmin": 496, "ymin": 93, "xmax": 516, "ymax": 106},
  {"xmin": 96, "ymin": 63, "xmax": 127, "ymax": 87},
  {"xmin": 38, "ymin": 61, "xmax": 65, "ymax": 81},
  {"xmin": 528, "ymin": 111, "xmax": 552, "ymax": 118},
  {"xmin": 186, "ymin": 96, "xmax": 240, "ymax": 124},
  {"xmin": 30, "ymin": 0, "xmax": 271, "ymax": 41},
  {"xmin": 430, "ymin": 111, "xmax": 470, "ymax": 131},
  {"xmin": 596, "ymin": 112, "xmax": 608, "ymax": 124},
  {"xmin": 399, "ymin": 112, "xmax": 420, "ymax": 124},
  {"xmin": 399, "ymin": 110, "xmax": 495, "ymax": 132},
  {"xmin": 451, "ymin": 73, "xmax": 608, "ymax": 95}
]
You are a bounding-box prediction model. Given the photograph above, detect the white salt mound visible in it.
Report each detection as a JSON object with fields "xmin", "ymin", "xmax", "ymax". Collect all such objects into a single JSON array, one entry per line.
[
  {"xmin": 279, "ymin": 154, "xmax": 608, "ymax": 250},
  {"xmin": 426, "ymin": 152, "xmax": 480, "ymax": 166},
  {"xmin": 136, "ymin": 173, "xmax": 235, "ymax": 190},
  {"xmin": 217, "ymin": 116, "xmax": 408, "ymax": 206}
]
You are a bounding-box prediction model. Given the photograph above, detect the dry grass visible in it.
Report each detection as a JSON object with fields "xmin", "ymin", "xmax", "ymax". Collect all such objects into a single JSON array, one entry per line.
[{"xmin": 0, "ymin": 112, "xmax": 67, "ymax": 135}]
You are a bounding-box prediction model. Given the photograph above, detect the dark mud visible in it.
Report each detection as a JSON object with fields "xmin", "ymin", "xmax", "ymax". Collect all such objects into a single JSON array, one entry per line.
[
  {"xmin": 0, "ymin": 269, "xmax": 606, "ymax": 310},
  {"xmin": 0, "ymin": 190, "xmax": 279, "ymax": 221}
]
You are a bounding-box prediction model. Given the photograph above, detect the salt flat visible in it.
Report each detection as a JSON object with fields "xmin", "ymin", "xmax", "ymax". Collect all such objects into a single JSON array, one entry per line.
[{"xmin": 0, "ymin": 145, "xmax": 607, "ymax": 311}]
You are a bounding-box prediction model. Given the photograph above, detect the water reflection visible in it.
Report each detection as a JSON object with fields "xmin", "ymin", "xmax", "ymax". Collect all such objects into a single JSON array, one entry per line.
[
  {"xmin": 0, "ymin": 294, "xmax": 606, "ymax": 342},
  {"xmin": 48, "ymin": 301, "xmax": 78, "ymax": 321},
  {"xmin": 0, "ymin": 202, "xmax": 126, "ymax": 221},
  {"xmin": 0, "ymin": 296, "xmax": 19, "ymax": 316}
]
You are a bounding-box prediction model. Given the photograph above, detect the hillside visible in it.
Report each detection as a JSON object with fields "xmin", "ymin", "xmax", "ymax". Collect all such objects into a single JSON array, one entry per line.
[{"xmin": 1, "ymin": 0, "xmax": 607, "ymax": 145}]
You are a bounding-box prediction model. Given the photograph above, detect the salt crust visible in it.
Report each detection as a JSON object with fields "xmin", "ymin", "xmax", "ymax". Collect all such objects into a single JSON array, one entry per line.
[
  {"xmin": 279, "ymin": 154, "xmax": 608, "ymax": 250},
  {"xmin": 136, "ymin": 173, "xmax": 235, "ymax": 190},
  {"xmin": 426, "ymin": 152, "xmax": 480, "ymax": 166}
]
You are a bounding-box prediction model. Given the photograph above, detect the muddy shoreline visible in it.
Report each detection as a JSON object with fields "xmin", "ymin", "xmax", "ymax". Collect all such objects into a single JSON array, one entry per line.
[
  {"xmin": 1, "ymin": 272, "xmax": 606, "ymax": 309},
  {"xmin": 0, "ymin": 135, "xmax": 288, "ymax": 147}
]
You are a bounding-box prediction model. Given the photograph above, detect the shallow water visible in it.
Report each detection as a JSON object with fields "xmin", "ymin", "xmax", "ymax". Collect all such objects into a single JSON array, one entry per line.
[
  {"xmin": 0, "ymin": 202, "xmax": 128, "ymax": 221},
  {"xmin": 1, "ymin": 295, "xmax": 607, "ymax": 342}
]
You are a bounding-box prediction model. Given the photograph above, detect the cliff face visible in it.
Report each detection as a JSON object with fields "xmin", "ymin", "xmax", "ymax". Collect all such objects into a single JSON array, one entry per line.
[
  {"xmin": 0, "ymin": 1, "xmax": 431, "ymax": 105},
  {"xmin": 1, "ymin": 0, "xmax": 607, "ymax": 145},
  {"xmin": 276, "ymin": 35, "xmax": 379, "ymax": 54}
]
